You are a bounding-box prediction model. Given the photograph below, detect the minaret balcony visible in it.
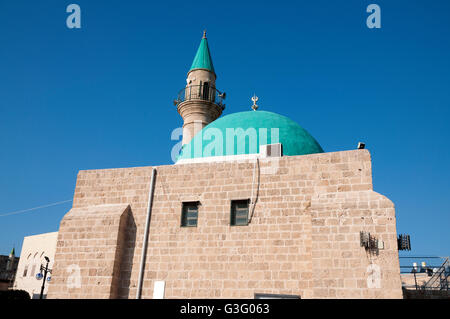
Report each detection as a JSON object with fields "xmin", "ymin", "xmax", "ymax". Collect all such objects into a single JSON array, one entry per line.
[{"xmin": 174, "ymin": 84, "xmax": 226, "ymax": 110}]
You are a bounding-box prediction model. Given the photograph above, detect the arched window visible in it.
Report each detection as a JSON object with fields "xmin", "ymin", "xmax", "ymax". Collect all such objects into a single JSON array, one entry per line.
[
  {"xmin": 30, "ymin": 252, "xmax": 40, "ymax": 277},
  {"xmin": 30, "ymin": 264, "xmax": 36, "ymax": 277},
  {"xmin": 23, "ymin": 265, "xmax": 28, "ymax": 277},
  {"xmin": 202, "ymin": 82, "xmax": 210, "ymax": 100}
]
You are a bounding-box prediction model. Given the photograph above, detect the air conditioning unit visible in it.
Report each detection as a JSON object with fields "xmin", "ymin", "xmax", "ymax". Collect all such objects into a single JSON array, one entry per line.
[{"xmin": 260, "ymin": 143, "xmax": 283, "ymax": 158}]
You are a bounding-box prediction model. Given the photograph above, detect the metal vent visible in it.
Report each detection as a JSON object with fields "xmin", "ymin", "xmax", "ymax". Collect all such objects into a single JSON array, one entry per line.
[{"xmin": 260, "ymin": 143, "xmax": 282, "ymax": 158}]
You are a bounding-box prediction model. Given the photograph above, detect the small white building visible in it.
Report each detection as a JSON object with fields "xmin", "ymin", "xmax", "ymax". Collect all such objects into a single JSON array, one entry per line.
[{"xmin": 13, "ymin": 232, "xmax": 58, "ymax": 299}]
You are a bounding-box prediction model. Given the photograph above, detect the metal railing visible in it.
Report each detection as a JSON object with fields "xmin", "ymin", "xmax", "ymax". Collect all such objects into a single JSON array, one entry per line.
[
  {"xmin": 174, "ymin": 84, "xmax": 226, "ymax": 109},
  {"xmin": 400, "ymin": 256, "xmax": 449, "ymax": 291},
  {"xmin": 423, "ymin": 257, "xmax": 449, "ymax": 290}
]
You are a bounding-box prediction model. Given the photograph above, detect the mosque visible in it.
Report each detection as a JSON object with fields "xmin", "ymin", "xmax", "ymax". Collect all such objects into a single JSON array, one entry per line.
[{"xmin": 46, "ymin": 32, "xmax": 403, "ymax": 299}]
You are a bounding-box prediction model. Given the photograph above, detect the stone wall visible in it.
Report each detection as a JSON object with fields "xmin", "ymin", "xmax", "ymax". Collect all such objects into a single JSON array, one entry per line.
[
  {"xmin": 311, "ymin": 191, "xmax": 401, "ymax": 298},
  {"xmin": 48, "ymin": 205, "xmax": 131, "ymax": 298},
  {"xmin": 401, "ymin": 273, "xmax": 430, "ymax": 289},
  {"xmin": 47, "ymin": 149, "xmax": 402, "ymax": 299},
  {"xmin": 403, "ymin": 288, "xmax": 450, "ymax": 299}
]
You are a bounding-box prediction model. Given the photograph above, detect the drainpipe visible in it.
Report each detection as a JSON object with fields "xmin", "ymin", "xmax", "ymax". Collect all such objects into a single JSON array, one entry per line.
[{"xmin": 136, "ymin": 167, "xmax": 157, "ymax": 299}]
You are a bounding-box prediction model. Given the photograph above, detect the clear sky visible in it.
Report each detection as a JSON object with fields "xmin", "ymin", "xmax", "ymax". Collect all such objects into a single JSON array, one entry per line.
[{"xmin": 0, "ymin": 1, "xmax": 449, "ymax": 259}]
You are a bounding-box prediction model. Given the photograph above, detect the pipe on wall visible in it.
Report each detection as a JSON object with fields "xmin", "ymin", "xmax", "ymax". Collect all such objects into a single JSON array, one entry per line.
[{"xmin": 136, "ymin": 167, "xmax": 157, "ymax": 299}]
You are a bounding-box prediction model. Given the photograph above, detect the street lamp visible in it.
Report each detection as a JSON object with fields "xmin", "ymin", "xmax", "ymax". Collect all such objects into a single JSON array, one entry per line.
[
  {"xmin": 36, "ymin": 256, "xmax": 52, "ymax": 299},
  {"xmin": 412, "ymin": 262, "xmax": 418, "ymax": 290}
]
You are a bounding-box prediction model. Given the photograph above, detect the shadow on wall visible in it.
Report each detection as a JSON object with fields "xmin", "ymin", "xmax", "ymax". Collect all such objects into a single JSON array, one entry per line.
[
  {"xmin": 402, "ymin": 287, "xmax": 450, "ymax": 299},
  {"xmin": 0, "ymin": 290, "xmax": 31, "ymax": 299},
  {"xmin": 117, "ymin": 209, "xmax": 136, "ymax": 299}
]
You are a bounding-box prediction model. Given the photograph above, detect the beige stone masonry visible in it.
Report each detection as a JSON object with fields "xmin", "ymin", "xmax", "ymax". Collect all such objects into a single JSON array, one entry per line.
[
  {"xmin": 310, "ymin": 191, "xmax": 402, "ymax": 298},
  {"xmin": 47, "ymin": 204, "xmax": 131, "ymax": 299},
  {"xmin": 48, "ymin": 150, "xmax": 402, "ymax": 299}
]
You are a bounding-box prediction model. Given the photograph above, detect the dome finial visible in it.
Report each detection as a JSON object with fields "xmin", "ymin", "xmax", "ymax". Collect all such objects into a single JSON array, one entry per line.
[
  {"xmin": 203, "ymin": 30, "xmax": 207, "ymax": 39},
  {"xmin": 251, "ymin": 94, "xmax": 259, "ymax": 111}
]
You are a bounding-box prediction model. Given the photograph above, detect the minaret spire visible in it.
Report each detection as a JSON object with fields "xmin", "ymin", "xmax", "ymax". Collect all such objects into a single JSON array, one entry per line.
[{"xmin": 189, "ymin": 32, "xmax": 215, "ymax": 75}]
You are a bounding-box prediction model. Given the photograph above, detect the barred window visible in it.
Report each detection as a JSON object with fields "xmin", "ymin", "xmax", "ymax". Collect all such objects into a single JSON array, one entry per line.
[
  {"xmin": 230, "ymin": 199, "xmax": 249, "ymax": 226},
  {"xmin": 181, "ymin": 202, "xmax": 199, "ymax": 227}
]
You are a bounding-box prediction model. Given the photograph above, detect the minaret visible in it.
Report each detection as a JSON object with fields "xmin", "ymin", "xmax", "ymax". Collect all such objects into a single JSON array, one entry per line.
[
  {"xmin": 6, "ymin": 248, "xmax": 15, "ymax": 271},
  {"xmin": 175, "ymin": 31, "xmax": 225, "ymax": 145}
]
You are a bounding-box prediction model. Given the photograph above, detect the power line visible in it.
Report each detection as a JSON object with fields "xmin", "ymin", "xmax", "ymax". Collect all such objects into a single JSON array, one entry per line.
[{"xmin": 0, "ymin": 200, "xmax": 72, "ymax": 217}]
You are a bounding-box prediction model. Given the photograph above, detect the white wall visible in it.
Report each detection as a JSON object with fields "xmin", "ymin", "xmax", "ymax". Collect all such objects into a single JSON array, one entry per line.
[{"xmin": 13, "ymin": 232, "xmax": 58, "ymax": 299}]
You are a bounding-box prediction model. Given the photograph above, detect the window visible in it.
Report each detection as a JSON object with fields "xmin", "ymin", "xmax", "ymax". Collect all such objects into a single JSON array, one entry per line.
[
  {"xmin": 230, "ymin": 199, "xmax": 249, "ymax": 226},
  {"xmin": 202, "ymin": 82, "xmax": 210, "ymax": 100},
  {"xmin": 23, "ymin": 265, "xmax": 28, "ymax": 277},
  {"xmin": 198, "ymin": 81, "xmax": 203, "ymax": 98},
  {"xmin": 181, "ymin": 202, "xmax": 199, "ymax": 227},
  {"xmin": 30, "ymin": 264, "xmax": 36, "ymax": 277}
]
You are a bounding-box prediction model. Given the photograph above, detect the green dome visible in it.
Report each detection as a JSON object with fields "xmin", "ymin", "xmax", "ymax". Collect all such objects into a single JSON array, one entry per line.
[{"xmin": 177, "ymin": 111, "xmax": 324, "ymax": 161}]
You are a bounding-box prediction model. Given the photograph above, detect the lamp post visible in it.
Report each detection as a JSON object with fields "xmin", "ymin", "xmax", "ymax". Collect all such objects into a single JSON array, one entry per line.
[
  {"xmin": 39, "ymin": 256, "xmax": 52, "ymax": 299},
  {"xmin": 412, "ymin": 262, "xmax": 418, "ymax": 290}
]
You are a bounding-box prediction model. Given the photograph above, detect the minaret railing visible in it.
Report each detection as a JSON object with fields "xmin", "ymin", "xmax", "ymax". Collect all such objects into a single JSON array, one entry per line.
[{"xmin": 175, "ymin": 84, "xmax": 225, "ymax": 110}]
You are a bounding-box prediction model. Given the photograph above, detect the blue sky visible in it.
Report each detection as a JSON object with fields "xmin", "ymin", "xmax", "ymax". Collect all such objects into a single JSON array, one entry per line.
[{"xmin": 0, "ymin": 0, "xmax": 449, "ymax": 259}]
